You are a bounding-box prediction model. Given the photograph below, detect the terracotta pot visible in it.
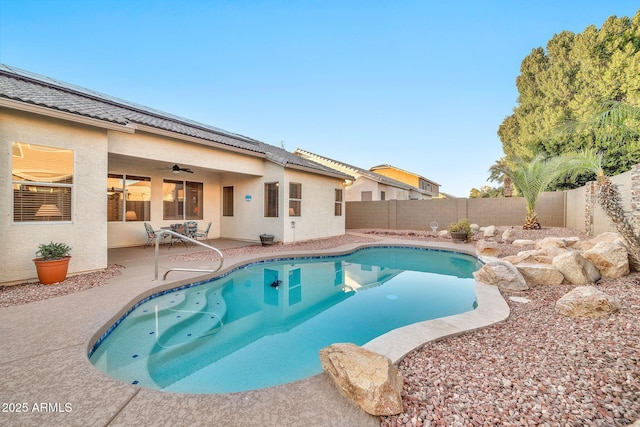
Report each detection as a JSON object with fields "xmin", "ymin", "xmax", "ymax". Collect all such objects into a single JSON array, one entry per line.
[{"xmin": 33, "ymin": 257, "xmax": 71, "ymax": 285}]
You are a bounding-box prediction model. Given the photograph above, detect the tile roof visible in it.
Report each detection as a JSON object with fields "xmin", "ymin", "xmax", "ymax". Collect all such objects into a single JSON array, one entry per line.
[
  {"xmin": 369, "ymin": 163, "xmax": 440, "ymax": 185},
  {"xmin": 294, "ymin": 148, "xmax": 430, "ymax": 194},
  {"xmin": 0, "ymin": 64, "xmax": 350, "ymax": 179}
]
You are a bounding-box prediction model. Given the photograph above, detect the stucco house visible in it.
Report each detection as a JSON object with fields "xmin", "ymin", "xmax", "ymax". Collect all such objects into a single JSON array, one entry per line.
[
  {"xmin": 0, "ymin": 64, "xmax": 352, "ymax": 284},
  {"xmin": 293, "ymin": 149, "xmax": 432, "ymax": 201},
  {"xmin": 369, "ymin": 164, "xmax": 440, "ymax": 198}
]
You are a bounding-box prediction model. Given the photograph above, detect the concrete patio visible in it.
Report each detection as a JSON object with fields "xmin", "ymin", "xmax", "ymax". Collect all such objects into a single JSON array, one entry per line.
[{"xmin": 0, "ymin": 236, "xmax": 509, "ymax": 427}]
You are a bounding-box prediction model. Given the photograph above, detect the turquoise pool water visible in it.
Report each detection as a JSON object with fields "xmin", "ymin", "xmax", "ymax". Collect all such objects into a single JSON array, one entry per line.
[{"xmin": 89, "ymin": 246, "xmax": 481, "ymax": 394}]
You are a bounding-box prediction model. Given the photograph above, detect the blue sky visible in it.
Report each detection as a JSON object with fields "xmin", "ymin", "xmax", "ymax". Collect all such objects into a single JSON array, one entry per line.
[{"xmin": 1, "ymin": 1, "xmax": 639, "ymax": 197}]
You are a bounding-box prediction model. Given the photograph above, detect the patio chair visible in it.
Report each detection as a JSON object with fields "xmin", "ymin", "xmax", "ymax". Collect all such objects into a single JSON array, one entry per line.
[
  {"xmin": 185, "ymin": 221, "xmax": 198, "ymax": 239},
  {"xmin": 169, "ymin": 223, "xmax": 189, "ymax": 249},
  {"xmin": 144, "ymin": 223, "xmax": 169, "ymax": 248},
  {"xmin": 194, "ymin": 222, "xmax": 212, "ymax": 244}
]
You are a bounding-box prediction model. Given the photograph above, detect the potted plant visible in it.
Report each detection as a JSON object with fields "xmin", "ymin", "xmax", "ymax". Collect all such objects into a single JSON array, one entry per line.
[
  {"xmin": 33, "ymin": 242, "xmax": 72, "ymax": 285},
  {"xmin": 448, "ymin": 219, "xmax": 472, "ymax": 243},
  {"xmin": 259, "ymin": 234, "xmax": 275, "ymax": 246}
]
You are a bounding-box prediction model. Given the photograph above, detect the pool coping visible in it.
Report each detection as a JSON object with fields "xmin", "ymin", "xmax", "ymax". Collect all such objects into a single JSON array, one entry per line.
[{"xmin": 0, "ymin": 237, "xmax": 510, "ymax": 427}]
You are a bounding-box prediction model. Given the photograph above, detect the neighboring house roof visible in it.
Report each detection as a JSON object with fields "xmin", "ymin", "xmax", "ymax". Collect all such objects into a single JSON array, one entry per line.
[
  {"xmin": 369, "ymin": 163, "xmax": 440, "ymax": 186},
  {"xmin": 293, "ymin": 148, "xmax": 431, "ymax": 196},
  {"xmin": 0, "ymin": 64, "xmax": 351, "ymax": 180},
  {"xmin": 437, "ymin": 191, "xmax": 456, "ymax": 199}
]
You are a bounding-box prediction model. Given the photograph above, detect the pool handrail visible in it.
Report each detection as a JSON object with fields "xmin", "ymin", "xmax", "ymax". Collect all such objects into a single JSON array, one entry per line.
[{"xmin": 154, "ymin": 229, "xmax": 224, "ymax": 280}]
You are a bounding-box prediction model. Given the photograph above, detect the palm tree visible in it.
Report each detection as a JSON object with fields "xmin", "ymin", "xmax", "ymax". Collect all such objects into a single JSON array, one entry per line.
[
  {"xmin": 489, "ymin": 154, "xmax": 573, "ymax": 229},
  {"xmin": 487, "ymin": 157, "xmax": 514, "ymax": 197}
]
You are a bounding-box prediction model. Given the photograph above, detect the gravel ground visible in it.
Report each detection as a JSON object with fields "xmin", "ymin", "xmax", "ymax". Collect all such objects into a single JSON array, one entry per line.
[{"xmin": 2, "ymin": 227, "xmax": 638, "ymax": 426}]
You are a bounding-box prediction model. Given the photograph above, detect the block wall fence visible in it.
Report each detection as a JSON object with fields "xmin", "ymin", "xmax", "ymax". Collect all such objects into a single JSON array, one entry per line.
[{"xmin": 346, "ymin": 164, "xmax": 640, "ymax": 235}]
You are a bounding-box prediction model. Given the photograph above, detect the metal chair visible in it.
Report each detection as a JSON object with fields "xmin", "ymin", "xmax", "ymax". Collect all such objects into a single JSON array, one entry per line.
[
  {"xmin": 194, "ymin": 222, "xmax": 212, "ymax": 244},
  {"xmin": 144, "ymin": 223, "xmax": 168, "ymax": 248},
  {"xmin": 169, "ymin": 223, "xmax": 189, "ymax": 249},
  {"xmin": 185, "ymin": 221, "xmax": 198, "ymax": 239}
]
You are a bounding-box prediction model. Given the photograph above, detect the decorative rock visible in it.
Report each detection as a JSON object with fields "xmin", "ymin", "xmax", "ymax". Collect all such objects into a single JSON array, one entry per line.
[
  {"xmin": 556, "ymin": 286, "xmax": 620, "ymax": 318},
  {"xmin": 506, "ymin": 249, "xmax": 553, "ymax": 265},
  {"xmin": 470, "ymin": 223, "xmax": 480, "ymax": 233},
  {"xmin": 515, "ymin": 263, "xmax": 565, "ymax": 286},
  {"xmin": 574, "ymin": 232, "xmax": 621, "ymax": 251},
  {"xmin": 535, "ymin": 237, "xmax": 569, "ymax": 249},
  {"xmin": 438, "ymin": 230, "xmax": 449, "ymax": 237},
  {"xmin": 512, "ymin": 239, "xmax": 535, "ymax": 247},
  {"xmin": 541, "ymin": 245, "xmax": 569, "ymax": 257},
  {"xmin": 552, "ymin": 252, "xmax": 601, "ymax": 285},
  {"xmin": 584, "ymin": 241, "xmax": 630, "ymax": 279},
  {"xmin": 483, "ymin": 225, "xmax": 496, "ymax": 238},
  {"xmin": 319, "ymin": 343, "xmax": 403, "ymax": 416},
  {"xmin": 502, "ymin": 228, "xmax": 514, "ymax": 241},
  {"xmin": 473, "ymin": 260, "xmax": 529, "ymax": 291},
  {"xmin": 476, "ymin": 239, "xmax": 500, "ymax": 257}
]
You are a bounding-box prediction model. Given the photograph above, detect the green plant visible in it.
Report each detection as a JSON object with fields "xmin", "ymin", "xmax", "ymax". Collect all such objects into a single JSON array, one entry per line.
[
  {"xmin": 36, "ymin": 242, "xmax": 71, "ymax": 260},
  {"xmin": 448, "ymin": 219, "xmax": 473, "ymax": 238}
]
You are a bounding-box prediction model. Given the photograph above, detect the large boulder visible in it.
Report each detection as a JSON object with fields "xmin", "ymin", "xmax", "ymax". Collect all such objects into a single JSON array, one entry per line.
[
  {"xmin": 319, "ymin": 343, "xmax": 403, "ymax": 416},
  {"xmin": 537, "ymin": 245, "xmax": 569, "ymax": 259},
  {"xmin": 515, "ymin": 263, "xmax": 565, "ymax": 286},
  {"xmin": 552, "ymin": 252, "xmax": 601, "ymax": 285},
  {"xmin": 482, "ymin": 225, "xmax": 496, "ymax": 238},
  {"xmin": 574, "ymin": 232, "xmax": 622, "ymax": 251},
  {"xmin": 504, "ymin": 249, "xmax": 554, "ymax": 265},
  {"xmin": 535, "ymin": 237, "xmax": 579, "ymax": 250},
  {"xmin": 476, "ymin": 239, "xmax": 501, "ymax": 258},
  {"xmin": 512, "ymin": 239, "xmax": 535, "ymax": 247},
  {"xmin": 584, "ymin": 241, "xmax": 630, "ymax": 279},
  {"xmin": 473, "ymin": 260, "xmax": 529, "ymax": 291},
  {"xmin": 556, "ymin": 286, "xmax": 620, "ymax": 318}
]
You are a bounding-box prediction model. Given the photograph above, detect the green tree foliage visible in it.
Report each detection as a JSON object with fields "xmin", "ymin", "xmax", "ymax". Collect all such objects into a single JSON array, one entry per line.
[
  {"xmin": 498, "ymin": 10, "xmax": 640, "ymax": 185},
  {"xmin": 469, "ymin": 185, "xmax": 504, "ymax": 198}
]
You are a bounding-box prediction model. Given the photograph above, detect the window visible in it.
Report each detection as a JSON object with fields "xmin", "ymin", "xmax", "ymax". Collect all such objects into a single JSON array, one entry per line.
[
  {"xmin": 380, "ymin": 191, "xmax": 386, "ymax": 201},
  {"xmin": 107, "ymin": 174, "xmax": 151, "ymax": 222},
  {"xmin": 12, "ymin": 142, "xmax": 73, "ymax": 222},
  {"xmin": 222, "ymin": 186, "xmax": 234, "ymax": 216},
  {"xmin": 163, "ymin": 180, "xmax": 203, "ymax": 220},
  {"xmin": 335, "ymin": 189, "xmax": 343, "ymax": 216},
  {"xmin": 361, "ymin": 191, "xmax": 372, "ymax": 201},
  {"xmin": 264, "ymin": 182, "xmax": 279, "ymax": 217},
  {"xmin": 289, "ymin": 182, "xmax": 301, "ymax": 216},
  {"xmin": 419, "ymin": 179, "xmax": 432, "ymax": 192}
]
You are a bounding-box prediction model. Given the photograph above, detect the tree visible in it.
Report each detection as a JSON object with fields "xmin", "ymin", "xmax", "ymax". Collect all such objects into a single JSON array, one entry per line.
[
  {"xmin": 496, "ymin": 10, "xmax": 640, "ymax": 186},
  {"xmin": 487, "ymin": 157, "xmax": 514, "ymax": 197},
  {"xmin": 469, "ymin": 185, "xmax": 503, "ymax": 198},
  {"xmin": 488, "ymin": 154, "xmax": 574, "ymax": 229}
]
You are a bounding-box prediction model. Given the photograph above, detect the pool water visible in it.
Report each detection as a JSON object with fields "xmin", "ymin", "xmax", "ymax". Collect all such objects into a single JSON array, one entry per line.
[{"xmin": 89, "ymin": 247, "xmax": 481, "ymax": 394}]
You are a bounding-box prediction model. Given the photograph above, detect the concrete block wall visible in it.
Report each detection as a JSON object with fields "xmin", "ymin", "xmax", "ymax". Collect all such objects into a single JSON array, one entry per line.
[
  {"xmin": 346, "ymin": 192, "xmax": 566, "ymax": 230},
  {"xmin": 347, "ymin": 164, "xmax": 640, "ymax": 236}
]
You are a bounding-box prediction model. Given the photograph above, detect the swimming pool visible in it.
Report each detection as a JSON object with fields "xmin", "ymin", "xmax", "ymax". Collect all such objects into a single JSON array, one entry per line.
[{"xmin": 89, "ymin": 246, "xmax": 482, "ymax": 394}]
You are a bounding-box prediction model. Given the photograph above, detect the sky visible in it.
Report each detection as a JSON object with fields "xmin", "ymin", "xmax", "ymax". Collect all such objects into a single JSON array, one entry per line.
[{"xmin": 1, "ymin": 1, "xmax": 639, "ymax": 197}]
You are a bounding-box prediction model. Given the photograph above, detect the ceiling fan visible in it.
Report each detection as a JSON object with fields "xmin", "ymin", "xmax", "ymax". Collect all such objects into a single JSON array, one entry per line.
[{"xmin": 171, "ymin": 164, "xmax": 194, "ymax": 174}]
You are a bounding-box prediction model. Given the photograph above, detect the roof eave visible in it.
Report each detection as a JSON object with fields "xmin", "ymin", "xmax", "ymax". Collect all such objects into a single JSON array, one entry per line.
[
  {"xmin": 0, "ymin": 97, "xmax": 136, "ymax": 133},
  {"xmin": 284, "ymin": 162, "xmax": 354, "ymax": 180}
]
